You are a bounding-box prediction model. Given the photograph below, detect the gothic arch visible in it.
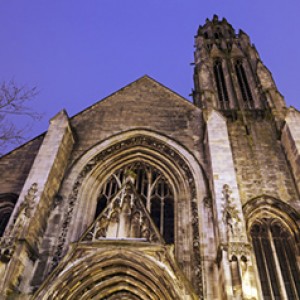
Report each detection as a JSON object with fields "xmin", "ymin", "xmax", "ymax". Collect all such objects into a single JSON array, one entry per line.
[
  {"xmin": 34, "ymin": 244, "xmax": 198, "ymax": 300},
  {"xmin": 243, "ymin": 196, "xmax": 300, "ymax": 299},
  {"xmin": 243, "ymin": 195, "xmax": 300, "ymax": 240},
  {"xmin": 55, "ymin": 129, "xmax": 208, "ymax": 295}
]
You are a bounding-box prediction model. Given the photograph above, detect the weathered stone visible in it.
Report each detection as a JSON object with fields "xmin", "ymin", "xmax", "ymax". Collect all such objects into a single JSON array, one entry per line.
[{"xmin": 0, "ymin": 16, "xmax": 299, "ymax": 300}]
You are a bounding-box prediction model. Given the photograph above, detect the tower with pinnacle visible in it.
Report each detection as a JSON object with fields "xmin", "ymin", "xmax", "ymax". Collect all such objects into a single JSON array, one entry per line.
[{"xmin": 0, "ymin": 15, "xmax": 299, "ymax": 300}]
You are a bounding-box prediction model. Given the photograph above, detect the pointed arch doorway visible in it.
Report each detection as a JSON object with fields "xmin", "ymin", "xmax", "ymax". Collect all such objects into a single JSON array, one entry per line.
[{"xmin": 51, "ymin": 130, "xmax": 208, "ymax": 297}]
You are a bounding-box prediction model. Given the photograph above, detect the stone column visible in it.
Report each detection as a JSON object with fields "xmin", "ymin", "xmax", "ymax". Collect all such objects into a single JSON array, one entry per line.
[
  {"xmin": 205, "ymin": 109, "xmax": 258, "ymax": 300},
  {"xmin": 0, "ymin": 110, "xmax": 74, "ymax": 298}
]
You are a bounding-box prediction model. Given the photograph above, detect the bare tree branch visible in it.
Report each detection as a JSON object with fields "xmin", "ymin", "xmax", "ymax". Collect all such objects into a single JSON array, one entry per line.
[{"xmin": 0, "ymin": 80, "xmax": 41, "ymax": 155}]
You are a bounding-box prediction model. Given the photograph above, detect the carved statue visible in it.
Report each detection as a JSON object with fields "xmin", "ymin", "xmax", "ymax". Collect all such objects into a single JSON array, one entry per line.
[
  {"xmin": 222, "ymin": 184, "xmax": 241, "ymax": 242},
  {"xmin": 95, "ymin": 215, "xmax": 108, "ymax": 238}
]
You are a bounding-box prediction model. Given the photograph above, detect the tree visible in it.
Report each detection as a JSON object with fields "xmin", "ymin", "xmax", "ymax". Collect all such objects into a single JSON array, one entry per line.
[{"xmin": 0, "ymin": 80, "xmax": 41, "ymax": 155}]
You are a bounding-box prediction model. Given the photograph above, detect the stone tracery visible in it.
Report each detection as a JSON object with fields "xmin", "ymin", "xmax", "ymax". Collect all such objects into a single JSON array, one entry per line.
[
  {"xmin": 244, "ymin": 196, "xmax": 300, "ymax": 299},
  {"xmin": 95, "ymin": 161, "xmax": 174, "ymax": 243},
  {"xmin": 53, "ymin": 135, "xmax": 205, "ymax": 297}
]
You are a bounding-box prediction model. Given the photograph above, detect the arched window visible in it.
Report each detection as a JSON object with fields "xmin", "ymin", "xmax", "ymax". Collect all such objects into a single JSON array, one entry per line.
[
  {"xmin": 213, "ymin": 60, "xmax": 229, "ymax": 109},
  {"xmin": 235, "ymin": 60, "xmax": 254, "ymax": 109},
  {"xmin": 95, "ymin": 162, "xmax": 174, "ymax": 244},
  {"xmin": 0, "ymin": 194, "xmax": 17, "ymax": 237},
  {"xmin": 250, "ymin": 219, "xmax": 300, "ymax": 299}
]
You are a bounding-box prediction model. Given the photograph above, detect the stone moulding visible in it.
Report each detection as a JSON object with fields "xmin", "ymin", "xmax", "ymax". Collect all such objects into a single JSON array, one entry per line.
[
  {"xmin": 35, "ymin": 242, "xmax": 199, "ymax": 300},
  {"xmin": 53, "ymin": 135, "xmax": 204, "ymax": 297},
  {"xmin": 0, "ymin": 183, "xmax": 38, "ymax": 263}
]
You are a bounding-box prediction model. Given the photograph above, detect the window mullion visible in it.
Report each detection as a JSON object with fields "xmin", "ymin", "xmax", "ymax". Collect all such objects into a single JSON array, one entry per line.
[
  {"xmin": 259, "ymin": 237, "xmax": 276, "ymax": 300},
  {"xmin": 146, "ymin": 170, "xmax": 152, "ymax": 212},
  {"xmin": 280, "ymin": 237, "xmax": 298, "ymax": 299},
  {"xmin": 284, "ymin": 238, "xmax": 300, "ymax": 298},
  {"xmin": 96, "ymin": 162, "xmax": 174, "ymax": 244},
  {"xmin": 268, "ymin": 229, "xmax": 289, "ymax": 300},
  {"xmin": 160, "ymin": 198, "xmax": 164, "ymax": 236}
]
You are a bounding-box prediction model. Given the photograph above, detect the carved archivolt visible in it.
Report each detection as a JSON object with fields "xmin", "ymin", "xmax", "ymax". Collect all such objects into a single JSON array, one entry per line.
[
  {"xmin": 35, "ymin": 244, "xmax": 198, "ymax": 300},
  {"xmin": 53, "ymin": 134, "xmax": 205, "ymax": 297}
]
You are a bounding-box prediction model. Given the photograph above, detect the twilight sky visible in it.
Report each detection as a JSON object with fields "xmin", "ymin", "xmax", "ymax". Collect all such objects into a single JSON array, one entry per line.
[{"xmin": 0, "ymin": 1, "xmax": 300, "ymax": 149}]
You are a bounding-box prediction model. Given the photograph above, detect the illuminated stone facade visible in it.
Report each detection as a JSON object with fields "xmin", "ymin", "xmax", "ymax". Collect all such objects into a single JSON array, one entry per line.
[{"xmin": 0, "ymin": 16, "xmax": 299, "ymax": 300}]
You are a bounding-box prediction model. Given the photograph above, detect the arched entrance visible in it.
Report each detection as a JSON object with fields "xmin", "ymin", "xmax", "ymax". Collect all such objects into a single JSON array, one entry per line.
[
  {"xmin": 52, "ymin": 130, "xmax": 208, "ymax": 296},
  {"xmin": 34, "ymin": 244, "xmax": 198, "ymax": 300}
]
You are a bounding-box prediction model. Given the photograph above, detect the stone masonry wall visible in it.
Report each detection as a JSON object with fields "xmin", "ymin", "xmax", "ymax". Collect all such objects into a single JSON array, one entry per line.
[
  {"xmin": 0, "ymin": 135, "xmax": 44, "ymax": 195},
  {"xmin": 69, "ymin": 77, "xmax": 205, "ymax": 167},
  {"xmin": 227, "ymin": 115, "xmax": 298, "ymax": 204}
]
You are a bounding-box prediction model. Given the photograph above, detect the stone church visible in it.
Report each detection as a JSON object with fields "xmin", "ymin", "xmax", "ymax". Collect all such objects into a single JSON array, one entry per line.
[{"xmin": 0, "ymin": 15, "xmax": 299, "ymax": 300}]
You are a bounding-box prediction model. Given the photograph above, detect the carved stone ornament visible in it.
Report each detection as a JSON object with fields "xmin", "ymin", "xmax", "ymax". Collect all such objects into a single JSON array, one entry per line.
[
  {"xmin": 18, "ymin": 182, "xmax": 38, "ymax": 219},
  {"xmin": 0, "ymin": 183, "xmax": 38, "ymax": 263},
  {"xmin": 203, "ymin": 196, "xmax": 212, "ymax": 209},
  {"xmin": 54, "ymin": 135, "xmax": 204, "ymax": 297},
  {"xmin": 221, "ymin": 184, "xmax": 242, "ymax": 242},
  {"xmin": 81, "ymin": 177, "xmax": 163, "ymax": 244},
  {"xmin": 0, "ymin": 236, "xmax": 15, "ymax": 263},
  {"xmin": 228, "ymin": 242, "xmax": 252, "ymax": 258},
  {"xmin": 216, "ymin": 242, "xmax": 251, "ymax": 267}
]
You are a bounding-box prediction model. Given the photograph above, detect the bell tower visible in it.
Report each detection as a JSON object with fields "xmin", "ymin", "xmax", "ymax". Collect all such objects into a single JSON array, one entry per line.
[
  {"xmin": 0, "ymin": 14, "xmax": 299, "ymax": 300},
  {"xmin": 193, "ymin": 15, "xmax": 286, "ymax": 119},
  {"xmin": 192, "ymin": 16, "xmax": 300, "ymax": 300}
]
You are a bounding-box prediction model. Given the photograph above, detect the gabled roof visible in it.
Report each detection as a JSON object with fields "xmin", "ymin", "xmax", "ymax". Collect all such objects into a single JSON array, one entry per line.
[
  {"xmin": 70, "ymin": 75, "xmax": 198, "ymax": 121},
  {"xmin": 1, "ymin": 75, "xmax": 200, "ymax": 161}
]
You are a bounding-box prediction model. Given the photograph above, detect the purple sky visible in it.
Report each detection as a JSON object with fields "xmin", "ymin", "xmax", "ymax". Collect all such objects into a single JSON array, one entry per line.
[{"xmin": 1, "ymin": 1, "xmax": 300, "ymax": 148}]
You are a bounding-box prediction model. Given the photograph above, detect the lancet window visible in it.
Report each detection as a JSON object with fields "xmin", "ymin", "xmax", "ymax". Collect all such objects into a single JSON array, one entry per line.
[
  {"xmin": 213, "ymin": 60, "xmax": 229, "ymax": 109},
  {"xmin": 95, "ymin": 162, "xmax": 174, "ymax": 244},
  {"xmin": 250, "ymin": 219, "xmax": 300, "ymax": 299},
  {"xmin": 235, "ymin": 60, "xmax": 254, "ymax": 108}
]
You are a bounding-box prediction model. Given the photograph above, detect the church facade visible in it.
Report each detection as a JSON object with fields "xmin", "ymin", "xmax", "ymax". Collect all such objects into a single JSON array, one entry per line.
[{"xmin": 0, "ymin": 15, "xmax": 299, "ymax": 300}]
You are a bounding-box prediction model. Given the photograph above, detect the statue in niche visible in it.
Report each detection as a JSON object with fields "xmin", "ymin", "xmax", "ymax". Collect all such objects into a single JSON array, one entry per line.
[
  {"xmin": 110, "ymin": 199, "xmax": 121, "ymax": 223},
  {"xmin": 95, "ymin": 215, "xmax": 108, "ymax": 239},
  {"xmin": 222, "ymin": 184, "xmax": 241, "ymax": 242},
  {"xmin": 141, "ymin": 218, "xmax": 151, "ymax": 240},
  {"xmin": 130, "ymin": 211, "xmax": 141, "ymax": 238}
]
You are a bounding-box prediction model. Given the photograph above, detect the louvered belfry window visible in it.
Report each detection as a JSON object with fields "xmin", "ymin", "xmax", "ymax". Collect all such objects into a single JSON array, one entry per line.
[
  {"xmin": 95, "ymin": 162, "xmax": 174, "ymax": 244},
  {"xmin": 251, "ymin": 219, "xmax": 300, "ymax": 299},
  {"xmin": 213, "ymin": 60, "xmax": 230, "ymax": 109},
  {"xmin": 235, "ymin": 60, "xmax": 254, "ymax": 108}
]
